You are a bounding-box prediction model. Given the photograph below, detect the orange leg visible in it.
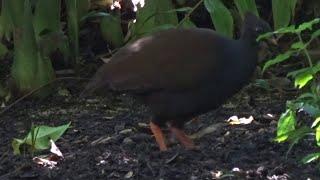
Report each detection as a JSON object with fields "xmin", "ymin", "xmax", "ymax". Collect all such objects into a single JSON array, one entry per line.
[
  {"xmin": 149, "ymin": 121, "xmax": 168, "ymax": 151},
  {"xmin": 169, "ymin": 127, "xmax": 195, "ymax": 149}
]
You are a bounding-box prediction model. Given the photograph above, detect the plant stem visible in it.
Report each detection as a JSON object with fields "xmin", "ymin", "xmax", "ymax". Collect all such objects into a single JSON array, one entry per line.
[
  {"xmin": 177, "ymin": 0, "xmax": 204, "ymax": 27},
  {"xmin": 298, "ymin": 33, "xmax": 313, "ymax": 67}
]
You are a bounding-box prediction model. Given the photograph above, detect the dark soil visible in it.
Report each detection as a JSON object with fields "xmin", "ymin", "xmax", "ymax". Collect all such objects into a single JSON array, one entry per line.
[{"xmin": 0, "ymin": 83, "xmax": 319, "ymax": 180}]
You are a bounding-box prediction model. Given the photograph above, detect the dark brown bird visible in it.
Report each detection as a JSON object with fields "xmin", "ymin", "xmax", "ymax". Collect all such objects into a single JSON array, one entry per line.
[{"xmin": 81, "ymin": 12, "xmax": 272, "ymax": 151}]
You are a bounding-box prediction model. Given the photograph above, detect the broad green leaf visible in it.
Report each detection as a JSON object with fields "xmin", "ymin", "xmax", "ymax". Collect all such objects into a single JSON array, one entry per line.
[
  {"xmin": 33, "ymin": 0, "xmax": 61, "ymax": 41},
  {"xmin": 0, "ymin": 0, "xmax": 13, "ymax": 40},
  {"xmin": 204, "ymin": 0, "xmax": 234, "ymax": 38},
  {"xmin": 100, "ymin": 15, "xmax": 124, "ymax": 48},
  {"xmin": 275, "ymin": 109, "xmax": 296, "ymax": 142},
  {"xmin": 272, "ymin": 0, "xmax": 297, "ymax": 29},
  {"xmin": 12, "ymin": 122, "xmax": 71, "ymax": 155},
  {"xmin": 289, "ymin": 0, "xmax": 298, "ymax": 17},
  {"xmin": 10, "ymin": 0, "xmax": 38, "ymax": 93},
  {"xmin": 132, "ymin": 0, "xmax": 178, "ymax": 39},
  {"xmin": 234, "ymin": 0, "xmax": 259, "ymax": 19},
  {"xmin": 65, "ymin": 0, "xmax": 90, "ymax": 66},
  {"xmin": 302, "ymin": 152, "xmax": 320, "ymax": 164},
  {"xmin": 263, "ymin": 51, "xmax": 294, "ymax": 73}
]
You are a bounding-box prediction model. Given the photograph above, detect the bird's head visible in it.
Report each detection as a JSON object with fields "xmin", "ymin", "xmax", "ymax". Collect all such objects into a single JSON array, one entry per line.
[{"xmin": 241, "ymin": 12, "xmax": 276, "ymax": 45}]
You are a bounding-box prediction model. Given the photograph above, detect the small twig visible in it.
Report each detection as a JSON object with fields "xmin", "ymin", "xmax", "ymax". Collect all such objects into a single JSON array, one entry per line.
[
  {"xmin": 0, "ymin": 77, "xmax": 88, "ymax": 117},
  {"xmin": 177, "ymin": 0, "xmax": 204, "ymax": 27}
]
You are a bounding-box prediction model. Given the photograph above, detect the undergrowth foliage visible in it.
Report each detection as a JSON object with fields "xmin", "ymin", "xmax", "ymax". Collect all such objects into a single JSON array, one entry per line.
[{"xmin": 258, "ymin": 18, "xmax": 320, "ymax": 164}]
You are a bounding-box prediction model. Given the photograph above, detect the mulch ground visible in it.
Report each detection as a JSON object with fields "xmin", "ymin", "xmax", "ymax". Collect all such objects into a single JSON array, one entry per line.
[{"xmin": 0, "ymin": 82, "xmax": 319, "ymax": 180}]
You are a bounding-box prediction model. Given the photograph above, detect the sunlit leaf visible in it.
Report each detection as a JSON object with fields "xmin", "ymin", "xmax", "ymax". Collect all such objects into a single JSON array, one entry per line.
[
  {"xmin": 316, "ymin": 120, "xmax": 320, "ymax": 146},
  {"xmin": 302, "ymin": 152, "xmax": 320, "ymax": 164},
  {"xmin": 262, "ymin": 51, "xmax": 294, "ymax": 73},
  {"xmin": 312, "ymin": 117, "xmax": 320, "ymax": 128},
  {"xmin": 204, "ymin": 0, "xmax": 234, "ymax": 38},
  {"xmin": 12, "ymin": 122, "xmax": 71, "ymax": 155},
  {"xmin": 275, "ymin": 109, "xmax": 296, "ymax": 142},
  {"xmin": 294, "ymin": 72, "xmax": 313, "ymax": 89}
]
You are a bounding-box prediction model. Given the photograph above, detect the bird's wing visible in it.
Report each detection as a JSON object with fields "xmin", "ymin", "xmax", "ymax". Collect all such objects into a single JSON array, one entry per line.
[{"xmin": 85, "ymin": 28, "xmax": 229, "ymax": 94}]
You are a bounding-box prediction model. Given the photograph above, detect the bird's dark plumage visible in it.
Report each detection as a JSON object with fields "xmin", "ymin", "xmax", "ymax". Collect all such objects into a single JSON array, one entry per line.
[{"xmin": 82, "ymin": 12, "xmax": 272, "ymax": 150}]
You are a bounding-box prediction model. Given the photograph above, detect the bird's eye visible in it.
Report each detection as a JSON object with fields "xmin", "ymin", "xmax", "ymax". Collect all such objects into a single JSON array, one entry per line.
[{"xmin": 255, "ymin": 27, "xmax": 263, "ymax": 33}]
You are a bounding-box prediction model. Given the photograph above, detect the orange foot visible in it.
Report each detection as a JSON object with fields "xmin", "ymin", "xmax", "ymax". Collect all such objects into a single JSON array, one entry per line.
[
  {"xmin": 149, "ymin": 121, "xmax": 168, "ymax": 151},
  {"xmin": 169, "ymin": 126, "xmax": 195, "ymax": 149}
]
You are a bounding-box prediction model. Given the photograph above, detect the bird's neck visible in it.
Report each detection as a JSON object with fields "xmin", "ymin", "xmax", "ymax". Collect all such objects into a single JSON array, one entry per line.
[{"xmin": 240, "ymin": 31, "xmax": 258, "ymax": 47}]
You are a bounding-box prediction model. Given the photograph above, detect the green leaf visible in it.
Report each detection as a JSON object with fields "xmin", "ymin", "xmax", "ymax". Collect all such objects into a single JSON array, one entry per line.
[
  {"xmin": 33, "ymin": 0, "xmax": 61, "ymax": 41},
  {"xmin": 290, "ymin": 41, "xmax": 305, "ymax": 50},
  {"xmin": 275, "ymin": 25, "xmax": 296, "ymax": 34},
  {"xmin": 275, "ymin": 109, "xmax": 296, "ymax": 142},
  {"xmin": 316, "ymin": 122, "xmax": 320, "ymax": 146},
  {"xmin": 132, "ymin": 0, "xmax": 178, "ymax": 39},
  {"xmin": 295, "ymin": 18, "xmax": 320, "ymax": 33},
  {"xmin": 312, "ymin": 117, "xmax": 320, "ymax": 128},
  {"xmin": 234, "ymin": 0, "xmax": 259, "ymax": 19},
  {"xmin": 286, "ymin": 126, "xmax": 312, "ymax": 143},
  {"xmin": 12, "ymin": 122, "xmax": 71, "ymax": 155},
  {"xmin": 179, "ymin": 18, "xmax": 197, "ymax": 28},
  {"xmin": 100, "ymin": 14, "xmax": 124, "ymax": 48},
  {"xmin": 294, "ymin": 71, "xmax": 313, "ymax": 88},
  {"xmin": 302, "ymin": 152, "xmax": 320, "ymax": 164},
  {"xmin": 204, "ymin": 0, "xmax": 234, "ymax": 38},
  {"xmin": 272, "ymin": 0, "xmax": 297, "ymax": 29},
  {"xmin": 262, "ymin": 51, "xmax": 294, "ymax": 73}
]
